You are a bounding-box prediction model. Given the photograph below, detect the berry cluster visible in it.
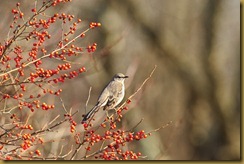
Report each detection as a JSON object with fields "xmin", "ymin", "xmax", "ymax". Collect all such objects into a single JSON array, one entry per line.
[
  {"xmin": 89, "ymin": 22, "xmax": 102, "ymax": 29},
  {"xmin": 80, "ymin": 118, "xmax": 148, "ymax": 160},
  {"xmin": 75, "ymin": 99, "xmax": 154, "ymax": 160},
  {"xmin": 0, "ymin": 113, "xmax": 45, "ymax": 160},
  {"xmin": 64, "ymin": 113, "xmax": 78, "ymax": 133}
]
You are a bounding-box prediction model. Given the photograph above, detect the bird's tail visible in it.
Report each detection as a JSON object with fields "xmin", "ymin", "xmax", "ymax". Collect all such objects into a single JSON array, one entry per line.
[{"xmin": 81, "ymin": 105, "xmax": 99, "ymax": 123}]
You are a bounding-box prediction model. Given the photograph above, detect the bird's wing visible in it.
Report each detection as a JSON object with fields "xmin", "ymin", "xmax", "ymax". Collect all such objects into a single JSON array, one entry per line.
[
  {"xmin": 108, "ymin": 81, "xmax": 123, "ymax": 98},
  {"xmin": 96, "ymin": 86, "xmax": 110, "ymax": 107},
  {"xmin": 97, "ymin": 81, "xmax": 123, "ymax": 109},
  {"xmin": 106, "ymin": 81, "xmax": 123, "ymax": 106}
]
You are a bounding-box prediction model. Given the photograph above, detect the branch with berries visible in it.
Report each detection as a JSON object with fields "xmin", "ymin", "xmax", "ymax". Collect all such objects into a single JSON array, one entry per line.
[
  {"xmin": 0, "ymin": 1, "xmax": 172, "ymax": 160},
  {"xmin": 0, "ymin": 0, "xmax": 101, "ymax": 160}
]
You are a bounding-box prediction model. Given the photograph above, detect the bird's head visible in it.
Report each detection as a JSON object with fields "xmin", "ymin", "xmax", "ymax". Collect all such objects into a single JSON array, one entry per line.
[{"xmin": 113, "ymin": 73, "xmax": 128, "ymax": 82}]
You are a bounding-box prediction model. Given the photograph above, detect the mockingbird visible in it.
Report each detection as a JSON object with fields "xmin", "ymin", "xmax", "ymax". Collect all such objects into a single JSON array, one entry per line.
[{"xmin": 82, "ymin": 73, "xmax": 128, "ymax": 123}]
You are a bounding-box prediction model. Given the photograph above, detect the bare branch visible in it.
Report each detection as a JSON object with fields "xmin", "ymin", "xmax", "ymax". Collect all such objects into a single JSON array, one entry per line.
[
  {"xmin": 85, "ymin": 87, "xmax": 92, "ymax": 113},
  {"xmin": 147, "ymin": 121, "xmax": 173, "ymax": 134},
  {"xmin": 119, "ymin": 65, "xmax": 157, "ymax": 109},
  {"xmin": 127, "ymin": 118, "xmax": 144, "ymax": 132},
  {"xmin": 60, "ymin": 97, "xmax": 68, "ymax": 113},
  {"xmin": 48, "ymin": 115, "xmax": 60, "ymax": 126}
]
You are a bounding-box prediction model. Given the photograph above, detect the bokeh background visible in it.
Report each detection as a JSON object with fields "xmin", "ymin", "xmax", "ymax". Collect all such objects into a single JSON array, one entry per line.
[{"xmin": 0, "ymin": 0, "xmax": 240, "ymax": 160}]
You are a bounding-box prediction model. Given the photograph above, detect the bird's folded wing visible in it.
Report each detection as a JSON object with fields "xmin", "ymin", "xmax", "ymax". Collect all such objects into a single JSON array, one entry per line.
[{"xmin": 108, "ymin": 81, "xmax": 123, "ymax": 98}]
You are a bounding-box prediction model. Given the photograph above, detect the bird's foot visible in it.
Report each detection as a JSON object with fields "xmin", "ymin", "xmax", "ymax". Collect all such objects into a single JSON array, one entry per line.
[{"xmin": 106, "ymin": 111, "xmax": 114, "ymax": 121}]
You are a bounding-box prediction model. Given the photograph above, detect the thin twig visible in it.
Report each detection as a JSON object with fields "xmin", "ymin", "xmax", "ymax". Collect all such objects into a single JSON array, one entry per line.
[
  {"xmin": 126, "ymin": 118, "xmax": 144, "ymax": 132},
  {"xmin": 85, "ymin": 87, "xmax": 92, "ymax": 113},
  {"xmin": 147, "ymin": 121, "xmax": 173, "ymax": 134},
  {"xmin": 99, "ymin": 140, "xmax": 106, "ymax": 151},
  {"xmin": 70, "ymin": 141, "xmax": 84, "ymax": 160},
  {"xmin": 58, "ymin": 145, "xmax": 65, "ymax": 156},
  {"xmin": 60, "ymin": 97, "xmax": 68, "ymax": 113},
  {"xmin": 119, "ymin": 65, "xmax": 157, "ymax": 110},
  {"xmin": 61, "ymin": 145, "xmax": 73, "ymax": 159},
  {"xmin": 48, "ymin": 115, "xmax": 60, "ymax": 126}
]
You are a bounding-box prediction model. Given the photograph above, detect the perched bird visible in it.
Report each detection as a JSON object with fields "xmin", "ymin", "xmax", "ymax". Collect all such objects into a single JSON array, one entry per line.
[{"xmin": 82, "ymin": 73, "xmax": 128, "ymax": 123}]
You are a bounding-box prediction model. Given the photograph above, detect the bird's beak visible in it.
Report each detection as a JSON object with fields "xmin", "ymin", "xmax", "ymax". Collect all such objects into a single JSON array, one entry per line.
[{"xmin": 124, "ymin": 75, "xmax": 129, "ymax": 78}]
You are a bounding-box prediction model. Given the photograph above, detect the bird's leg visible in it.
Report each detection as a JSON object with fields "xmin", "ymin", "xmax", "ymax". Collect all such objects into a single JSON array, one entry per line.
[
  {"xmin": 112, "ymin": 107, "xmax": 117, "ymax": 117},
  {"xmin": 106, "ymin": 108, "xmax": 118, "ymax": 120},
  {"xmin": 104, "ymin": 106, "xmax": 112, "ymax": 120},
  {"xmin": 107, "ymin": 108, "xmax": 118, "ymax": 121},
  {"xmin": 106, "ymin": 110, "xmax": 113, "ymax": 121},
  {"xmin": 106, "ymin": 110, "xmax": 110, "ymax": 118}
]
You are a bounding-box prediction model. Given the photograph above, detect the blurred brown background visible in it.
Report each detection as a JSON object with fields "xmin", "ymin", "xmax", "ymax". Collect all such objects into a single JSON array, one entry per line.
[{"xmin": 0, "ymin": 0, "xmax": 240, "ymax": 160}]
